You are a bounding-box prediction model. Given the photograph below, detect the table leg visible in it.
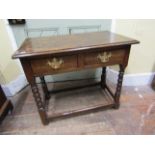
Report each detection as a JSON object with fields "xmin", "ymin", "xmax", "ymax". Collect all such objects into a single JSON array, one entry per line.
[
  {"xmin": 101, "ymin": 67, "xmax": 106, "ymax": 89},
  {"xmin": 113, "ymin": 65, "xmax": 125, "ymax": 109},
  {"xmin": 40, "ymin": 76, "xmax": 50, "ymax": 100},
  {"xmin": 31, "ymin": 83, "xmax": 49, "ymax": 125}
]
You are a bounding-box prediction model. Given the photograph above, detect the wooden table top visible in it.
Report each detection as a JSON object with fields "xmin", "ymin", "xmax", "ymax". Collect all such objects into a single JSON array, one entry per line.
[{"xmin": 12, "ymin": 31, "xmax": 139, "ymax": 59}]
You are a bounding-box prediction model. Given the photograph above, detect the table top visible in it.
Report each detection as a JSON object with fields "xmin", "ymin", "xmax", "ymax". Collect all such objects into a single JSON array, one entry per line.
[{"xmin": 12, "ymin": 31, "xmax": 139, "ymax": 59}]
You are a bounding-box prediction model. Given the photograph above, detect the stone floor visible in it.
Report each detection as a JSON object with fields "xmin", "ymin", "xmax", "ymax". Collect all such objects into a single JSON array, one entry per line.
[{"xmin": 0, "ymin": 79, "xmax": 155, "ymax": 135}]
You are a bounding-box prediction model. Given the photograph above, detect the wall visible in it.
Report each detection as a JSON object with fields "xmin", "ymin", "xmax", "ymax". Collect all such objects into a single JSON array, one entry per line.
[
  {"xmin": 11, "ymin": 19, "xmax": 111, "ymax": 47},
  {"xmin": 113, "ymin": 19, "xmax": 155, "ymax": 74},
  {"xmin": 0, "ymin": 19, "xmax": 21, "ymax": 85}
]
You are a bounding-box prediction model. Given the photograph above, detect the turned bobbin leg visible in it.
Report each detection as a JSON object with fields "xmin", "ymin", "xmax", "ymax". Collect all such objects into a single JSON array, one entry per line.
[
  {"xmin": 101, "ymin": 67, "xmax": 106, "ymax": 89},
  {"xmin": 40, "ymin": 76, "xmax": 50, "ymax": 100},
  {"xmin": 113, "ymin": 65, "xmax": 125, "ymax": 109},
  {"xmin": 31, "ymin": 83, "xmax": 49, "ymax": 125},
  {"xmin": 20, "ymin": 59, "xmax": 49, "ymax": 125}
]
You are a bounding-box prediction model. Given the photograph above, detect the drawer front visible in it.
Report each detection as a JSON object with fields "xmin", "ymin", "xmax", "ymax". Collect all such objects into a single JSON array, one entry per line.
[
  {"xmin": 31, "ymin": 55, "xmax": 77, "ymax": 75},
  {"xmin": 84, "ymin": 49, "xmax": 126, "ymax": 67}
]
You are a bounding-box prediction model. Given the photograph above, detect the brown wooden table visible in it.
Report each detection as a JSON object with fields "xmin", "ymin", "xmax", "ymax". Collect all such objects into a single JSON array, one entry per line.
[{"xmin": 12, "ymin": 31, "xmax": 139, "ymax": 125}]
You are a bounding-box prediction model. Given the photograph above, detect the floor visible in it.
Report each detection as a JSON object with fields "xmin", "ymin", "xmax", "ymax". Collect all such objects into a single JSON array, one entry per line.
[{"xmin": 0, "ymin": 79, "xmax": 155, "ymax": 135}]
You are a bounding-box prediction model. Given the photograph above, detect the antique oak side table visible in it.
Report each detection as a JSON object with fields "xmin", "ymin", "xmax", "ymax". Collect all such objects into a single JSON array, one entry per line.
[{"xmin": 12, "ymin": 31, "xmax": 139, "ymax": 125}]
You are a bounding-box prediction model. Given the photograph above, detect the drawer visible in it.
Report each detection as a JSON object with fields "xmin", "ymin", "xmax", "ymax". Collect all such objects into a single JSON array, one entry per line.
[
  {"xmin": 31, "ymin": 55, "xmax": 78, "ymax": 75},
  {"xmin": 84, "ymin": 49, "xmax": 126, "ymax": 67}
]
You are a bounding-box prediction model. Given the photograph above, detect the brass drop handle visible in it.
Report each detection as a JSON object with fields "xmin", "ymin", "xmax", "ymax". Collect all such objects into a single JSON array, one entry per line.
[
  {"xmin": 97, "ymin": 52, "xmax": 112, "ymax": 63},
  {"xmin": 47, "ymin": 58, "xmax": 64, "ymax": 70}
]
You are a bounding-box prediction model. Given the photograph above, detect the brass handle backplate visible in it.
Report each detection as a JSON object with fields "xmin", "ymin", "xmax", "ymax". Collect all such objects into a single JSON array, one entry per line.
[
  {"xmin": 47, "ymin": 58, "xmax": 64, "ymax": 70},
  {"xmin": 97, "ymin": 52, "xmax": 112, "ymax": 63}
]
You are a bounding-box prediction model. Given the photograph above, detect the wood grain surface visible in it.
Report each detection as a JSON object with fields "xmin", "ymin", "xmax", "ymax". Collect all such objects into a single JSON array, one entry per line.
[{"xmin": 12, "ymin": 31, "xmax": 139, "ymax": 59}]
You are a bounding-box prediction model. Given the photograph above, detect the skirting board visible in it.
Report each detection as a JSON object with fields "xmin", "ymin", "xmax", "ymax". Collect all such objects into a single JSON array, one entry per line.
[
  {"xmin": 1, "ymin": 69, "xmax": 154, "ymax": 97},
  {"xmin": 1, "ymin": 74, "xmax": 28, "ymax": 97},
  {"xmin": 107, "ymin": 68, "xmax": 155, "ymax": 86}
]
